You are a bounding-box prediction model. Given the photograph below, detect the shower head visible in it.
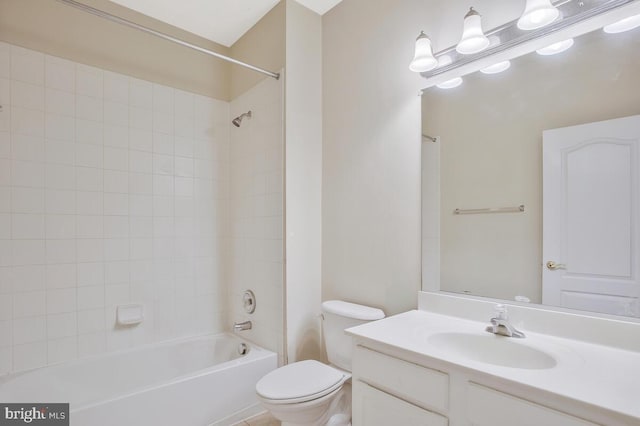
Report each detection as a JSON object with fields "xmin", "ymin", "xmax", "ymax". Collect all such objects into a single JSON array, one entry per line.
[{"xmin": 232, "ymin": 110, "xmax": 252, "ymax": 127}]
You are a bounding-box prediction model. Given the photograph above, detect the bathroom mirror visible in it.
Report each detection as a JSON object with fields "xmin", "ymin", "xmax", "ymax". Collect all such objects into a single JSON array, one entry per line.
[{"xmin": 421, "ymin": 18, "xmax": 640, "ymax": 317}]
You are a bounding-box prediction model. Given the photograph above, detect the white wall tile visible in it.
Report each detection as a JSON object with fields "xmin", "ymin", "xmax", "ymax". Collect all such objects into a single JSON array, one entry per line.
[
  {"xmin": 11, "ymin": 81, "xmax": 44, "ymax": 110},
  {"xmin": 13, "ymin": 341, "xmax": 46, "ymax": 371},
  {"xmin": 45, "ymin": 164, "xmax": 76, "ymax": 190},
  {"xmin": 104, "ymin": 216, "xmax": 128, "ymax": 239},
  {"xmin": 12, "ymin": 160, "xmax": 44, "ymax": 188},
  {"xmin": 46, "ymin": 263, "xmax": 76, "ymax": 289},
  {"xmin": 104, "ymin": 71, "xmax": 128, "ymax": 104},
  {"xmin": 45, "ymin": 189, "xmax": 75, "ymax": 214},
  {"xmin": 75, "ymin": 143, "xmax": 102, "ymax": 168},
  {"xmin": 0, "ymin": 213, "xmax": 9, "ymax": 239},
  {"xmin": 77, "ymin": 308, "xmax": 105, "ymax": 334},
  {"xmin": 76, "ymin": 191, "xmax": 102, "ymax": 215},
  {"xmin": 76, "ymin": 119, "xmax": 103, "ymax": 145},
  {"xmin": 104, "ymin": 193, "xmax": 128, "ymax": 216},
  {"xmin": 47, "ymin": 336, "xmax": 77, "ymax": 364},
  {"xmin": 45, "ymin": 56, "xmax": 74, "ymax": 93},
  {"xmin": 12, "ymin": 240, "xmax": 45, "ymax": 266},
  {"xmin": 77, "ymin": 262, "xmax": 104, "ymax": 287},
  {"xmin": 104, "ymin": 124, "xmax": 128, "ymax": 149},
  {"xmin": 104, "ymin": 101, "xmax": 128, "ymax": 126},
  {"xmin": 47, "ymin": 288, "xmax": 76, "ymax": 314},
  {"xmin": 11, "ymin": 46, "xmax": 44, "ymax": 86},
  {"xmin": 76, "ymin": 64, "xmax": 102, "ymax": 98},
  {"xmin": 11, "ymin": 187, "xmax": 45, "ymax": 213},
  {"xmin": 11, "ymin": 107, "xmax": 44, "ymax": 138},
  {"xmin": 75, "ymin": 167, "xmax": 103, "ymax": 192},
  {"xmin": 3, "ymin": 45, "xmax": 233, "ymax": 372},
  {"xmin": 129, "ymin": 129, "xmax": 152, "ymax": 152},
  {"xmin": 11, "ymin": 213, "xmax": 45, "ymax": 239},
  {"xmin": 45, "ymin": 139, "xmax": 75, "ymax": 165},
  {"xmin": 104, "ymin": 147, "xmax": 128, "ymax": 171},
  {"xmin": 130, "ymin": 79, "xmax": 152, "ymax": 109},
  {"xmin": 153, "ymin": 132, "xmax": 173, "ymax": 155},
  {"xmin": 0, "ymin": 294, "xmax": 11, "ymax": 320},
  {"xmin": 76, "ymin": 95, "xmax": 103, "ymax": 122},
  {"xmin": 78, "ymin": 332, "xmax": 106, "ymax": 357},
  {"xmin": 0, "ymin": 43, "xmax": 10, "ymax": 79},
  {"xmin": 46, "ymin": 240, "xmax": 76, "ymax": 264},
  {"xmin": 45, "ymin": 113, "xmax": 75, "ymax": 141},
  {"xmin": 0, "ymin": 132, "xmax": 10, "ymax": 159},
  {"xmin": 129, "ymin": 107, "xmax": 152, "ymax": 130},
  {"xmin": 12, "ymin": 134, "xmax": 44, "ymax": 162},
  {"xmin": 0, "ymin": 78, "xmax": 9, "ymax": 112},
  {"xmin": 13, "ymin": 291, "xmax": 45, "ymax": 318},
  {"xmin": 45, "ymin": 88, "xmax": 75, "ymax": 117},
  {"xmin": 77, "ymin": 286, "xmax": 104, "ymax": 310},
  {"xmin": 77, "ymin": 215, "xmax": 103, "ymax": 239}
]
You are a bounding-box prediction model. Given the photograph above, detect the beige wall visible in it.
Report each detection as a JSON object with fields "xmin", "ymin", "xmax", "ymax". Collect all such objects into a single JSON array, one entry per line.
[
  {"xmin": 284, "ymin": 0, "xmax": 323, "ymax": 363},
  {"xmin": 0, "ymin": 0, "xmax": 231, "ymax": 100},
  {"xmin": 230, "ymin": 1, "xmax": 285, "ymax": 100},
  {"xmin": 423, "ymin": 29, "xmax": 640, "ymax": 303},
  {"xmin": 321, "ymin": 0, "xmax": 523, "ymax": 315}
]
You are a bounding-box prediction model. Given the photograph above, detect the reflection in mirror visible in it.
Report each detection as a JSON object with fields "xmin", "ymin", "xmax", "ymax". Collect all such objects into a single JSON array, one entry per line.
[{"xmin": 421, "ymin": 27, "xmax": 640, "ymax": 317}]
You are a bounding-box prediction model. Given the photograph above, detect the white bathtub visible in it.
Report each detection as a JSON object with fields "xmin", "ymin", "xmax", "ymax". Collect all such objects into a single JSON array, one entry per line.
[{"xmin": 0, "ymin": 334, "xmax": 277, "ymax": 426}]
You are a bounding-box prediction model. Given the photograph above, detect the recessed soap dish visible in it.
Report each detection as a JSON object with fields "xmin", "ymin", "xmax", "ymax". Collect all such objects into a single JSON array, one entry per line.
[{"xmin": 117, "ymin": 304, "xmax": 144, "ymax": 325}]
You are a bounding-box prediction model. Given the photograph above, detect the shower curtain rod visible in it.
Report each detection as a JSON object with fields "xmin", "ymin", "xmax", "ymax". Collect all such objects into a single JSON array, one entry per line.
[{"xmin": 55, "ymin": 0, "xmax": 280, "ymax": 80}]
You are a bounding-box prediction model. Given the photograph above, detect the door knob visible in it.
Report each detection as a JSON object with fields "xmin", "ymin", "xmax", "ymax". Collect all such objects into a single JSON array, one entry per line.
[{"xmin": 546, "ymin": 261, "xmax": 566, "ymax": 271}]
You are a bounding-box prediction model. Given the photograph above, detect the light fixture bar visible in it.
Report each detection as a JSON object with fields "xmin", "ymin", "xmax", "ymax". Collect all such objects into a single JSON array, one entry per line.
[{"xmin": 420, "ymin": 0, "xmax": 636, "ymax": 80}]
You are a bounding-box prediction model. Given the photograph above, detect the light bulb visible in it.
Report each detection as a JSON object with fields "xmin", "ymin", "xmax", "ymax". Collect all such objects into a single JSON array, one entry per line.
[
  {"xmin": 536, "ymin": 38, "xmax": 574, "ymax": 55},
  {"xmin": 603, "ymin": 14, "xmax": 640, "ymax": 33},
  {"xmin": 456, "ymin": 8, "xmax": 490, "ymax": 55},
  {"xmin": 437, "ymin": 77, "xmax": 463, "ymax": 89},
  {"xmin": 480, "ymin": 60, "xmax": 511, "ymax": 74},
  {"xmin": 409, "ymin": 31, "xmax": 438, "ymax": 72},
  {"xmin": 517, "ymin": 0, "xmax": 560, "ymax": 31}
]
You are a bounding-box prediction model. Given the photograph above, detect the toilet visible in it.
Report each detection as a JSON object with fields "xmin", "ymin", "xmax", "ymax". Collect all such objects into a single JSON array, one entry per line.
[{"xmin": 255, "ymin": 300, "xmax": 385, "ymax": 426}]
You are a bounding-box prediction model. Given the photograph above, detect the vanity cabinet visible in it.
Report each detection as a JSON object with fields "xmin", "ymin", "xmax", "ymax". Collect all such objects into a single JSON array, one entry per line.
[{"xmin": 352, "ymin": 344, "xmax": 601, "ymax": 426}]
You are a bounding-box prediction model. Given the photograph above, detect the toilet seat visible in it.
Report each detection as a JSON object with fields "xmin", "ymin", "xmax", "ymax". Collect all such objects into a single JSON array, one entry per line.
[{"xmin": 256, "ymin": 360, "xmax": 349, "ymax": 405}]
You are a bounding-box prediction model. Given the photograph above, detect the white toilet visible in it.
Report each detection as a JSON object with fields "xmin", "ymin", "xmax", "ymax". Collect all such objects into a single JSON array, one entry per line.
[{"xmin": 255, "ymin": 300, "xmax": 385, "ymax": 426}]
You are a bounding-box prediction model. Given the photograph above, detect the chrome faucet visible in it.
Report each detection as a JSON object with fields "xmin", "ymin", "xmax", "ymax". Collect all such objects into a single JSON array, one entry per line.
[
  {"xmin": 485, "ymin": 305, "xmax": 525, "ymax": 338},
  {"xmin": 233, "ymin": 320, "xmax": 252, "ymax": 332}
]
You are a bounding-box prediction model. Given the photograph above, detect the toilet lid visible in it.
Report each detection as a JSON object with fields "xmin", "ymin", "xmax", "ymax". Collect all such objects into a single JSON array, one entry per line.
[{"xmin": 256, "ymin": 360, "xmax": 346, "ymax": 403}]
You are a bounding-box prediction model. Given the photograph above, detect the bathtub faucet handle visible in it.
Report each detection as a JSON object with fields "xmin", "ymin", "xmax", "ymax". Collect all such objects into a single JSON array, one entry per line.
[{"xmin": 233, "ymin": 320, "xmax": 252, "ymax": 332}]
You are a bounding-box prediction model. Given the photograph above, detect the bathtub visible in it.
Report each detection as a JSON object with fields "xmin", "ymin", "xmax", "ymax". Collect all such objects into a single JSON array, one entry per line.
[{"xmin": 0, "ymin": 334, "xmax": 277, "ymax": 426}]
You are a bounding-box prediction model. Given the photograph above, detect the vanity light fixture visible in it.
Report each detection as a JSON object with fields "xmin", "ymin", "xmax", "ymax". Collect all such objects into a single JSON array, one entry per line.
[
  {"xmin": 480, "ymin": 60, "xmax": 511, "ymax": 74},
  {"xmin": 517, "ymin": 0, "xmax": 560, "ymax": 31},
  {"xmin": 536, "ymin": 38, "xmax": 574, "ymax": 55},
  {"xmin": 409, "ymin": 31, "xmax": 438, "ymax": 72},
  {"xmin": 456, "ymin": 7, "xmax": 490, "ymax": 55},
  {"xmin": 437, "ymin": 77, "xmax": 463, "ymax": 89},
  {"xmin": 603, "ymin": 13, "xmax": 640, "ymax": 33}
]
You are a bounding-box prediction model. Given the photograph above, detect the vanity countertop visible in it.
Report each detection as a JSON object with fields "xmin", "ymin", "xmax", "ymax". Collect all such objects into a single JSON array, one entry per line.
[{"xmin": 346, "ymin": 310, "xmax": 640, "ymax": 421}]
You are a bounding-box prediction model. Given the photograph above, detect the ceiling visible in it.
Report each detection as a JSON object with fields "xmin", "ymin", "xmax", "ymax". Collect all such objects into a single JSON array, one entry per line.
[{"xmin": 109, "ymin": 0, "xmax": 344, "ymax": 47}]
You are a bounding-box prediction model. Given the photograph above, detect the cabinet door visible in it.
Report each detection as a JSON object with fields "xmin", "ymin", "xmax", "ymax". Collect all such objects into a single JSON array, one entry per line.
[
  {"xmin": 353, "ymin": 380, "xmax": 448, "ymax": 426},
  {"xmin": 467, "ymin": 383, "xmax": 599, "ymax": 426}
]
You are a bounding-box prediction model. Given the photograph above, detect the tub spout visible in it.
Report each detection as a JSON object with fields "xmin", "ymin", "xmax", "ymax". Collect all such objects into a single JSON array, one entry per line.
[{"xmin": 233, "ymin": 320, "xmax": 252, "ymax": 332}]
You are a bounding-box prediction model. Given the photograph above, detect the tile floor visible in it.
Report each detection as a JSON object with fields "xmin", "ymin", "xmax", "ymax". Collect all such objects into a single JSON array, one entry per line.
[{"xmin": 233, "ymin": 411, "xmax": 280, "ymax": 426}]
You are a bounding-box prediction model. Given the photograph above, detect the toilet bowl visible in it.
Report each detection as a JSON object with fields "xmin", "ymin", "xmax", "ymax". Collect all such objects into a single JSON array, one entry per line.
[{"xmin": 255, "ymin": 301, "xmax": 384, "ymax": 426}]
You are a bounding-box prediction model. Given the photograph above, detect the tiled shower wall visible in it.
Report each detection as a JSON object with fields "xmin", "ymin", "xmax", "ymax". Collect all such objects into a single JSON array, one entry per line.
[
  {"xmin": 229, "ymin": 77, "xmax": 284, "ymax": 363},
  {"xmin": 0, "ymin": 42, "xmax": 231, "ymax": 374}
]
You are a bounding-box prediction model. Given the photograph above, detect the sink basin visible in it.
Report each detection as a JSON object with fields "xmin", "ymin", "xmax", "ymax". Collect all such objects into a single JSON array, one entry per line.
[{"xmin": 427, "ymin": 332, "xmax": 557, "ymax": 370}]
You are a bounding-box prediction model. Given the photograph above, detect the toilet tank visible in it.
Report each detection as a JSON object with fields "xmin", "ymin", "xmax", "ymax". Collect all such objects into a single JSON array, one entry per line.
[{"xmin": 322, "ymin": 300, "xmax": 385, "ymax": 372}]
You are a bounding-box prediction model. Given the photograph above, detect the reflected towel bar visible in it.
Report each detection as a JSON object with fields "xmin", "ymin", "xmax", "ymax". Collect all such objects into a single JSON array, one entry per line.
[{"xmin": 454, "ymin": 205, "xmax": 525, "ymax": 215}]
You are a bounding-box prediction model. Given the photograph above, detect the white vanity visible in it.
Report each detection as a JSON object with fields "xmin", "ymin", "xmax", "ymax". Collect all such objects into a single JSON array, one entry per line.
[{"xmin": 347, "ymin": 293, "xmax": 640, "ymax": 426}]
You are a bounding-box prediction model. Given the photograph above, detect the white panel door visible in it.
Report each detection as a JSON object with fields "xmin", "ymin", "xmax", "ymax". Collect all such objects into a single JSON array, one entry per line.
[{"xmin": 543, "ymin": 115, "xmax": 640, "ymax": 317}]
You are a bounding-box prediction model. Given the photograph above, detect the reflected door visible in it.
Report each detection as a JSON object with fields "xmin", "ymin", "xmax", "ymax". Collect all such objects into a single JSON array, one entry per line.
[{"xmin": 543, "ymin": 115, "xmax": 640, "ymax": 317}]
